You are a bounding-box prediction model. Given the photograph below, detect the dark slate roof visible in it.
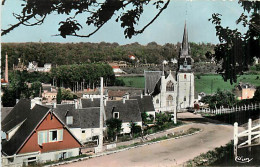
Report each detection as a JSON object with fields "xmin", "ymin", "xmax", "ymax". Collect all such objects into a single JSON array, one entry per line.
[
  {"xmin": 2, "ymin": 99, "xmax": 31, "ymax": 133},
  {"xmin": 81, "ymin": 98, "xmax": 100, "ymax": 108},
  {"xmin": 130, "ymin": 95, "xmax": 155, "ymax": 112},
  {"xmin": 53, "ymin": 104, "xmax": 80, "ymax": 128},
  {"xmin": 54, "ymin": 104, "xmax": 101, "ymax": 129},
  {"xmin": 2, "ymin": 105, "xmax": 50, "ymax": 156},
  {"xmin": 105, "ymin": 100, "xmax": 142, "ymax": 123},
  {"xmin": 144, "ymin": 71, "xmax": 162, "ymax": 94},
  {"xmin": 1, "ymin": 107, "xmax": 13, "ymax": 121},
  {"xmin": 78, "ymin": 108, "xmax": 100, "ymax": 128}
]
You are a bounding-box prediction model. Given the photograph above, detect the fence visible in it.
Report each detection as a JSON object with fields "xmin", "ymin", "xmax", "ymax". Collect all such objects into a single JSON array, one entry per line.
[
  {"xmin": 195, "ymin": 103, "xmax": 260, "ymax": 115},
  {"xmin": 233, "ymin": 119, "xmax": 260, "ymax": 157}
]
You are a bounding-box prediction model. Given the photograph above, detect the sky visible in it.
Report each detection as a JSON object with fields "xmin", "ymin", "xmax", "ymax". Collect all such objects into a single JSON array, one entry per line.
[{"xmin": 1, "ymin": 0, "xmax": 248, "ymax": 45}]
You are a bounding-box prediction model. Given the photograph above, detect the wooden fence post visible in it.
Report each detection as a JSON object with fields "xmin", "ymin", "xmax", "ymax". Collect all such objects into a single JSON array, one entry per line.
[
  {"xmin": 248, "ymin": 119, "xmax": 252, "ymax": 145},
  {"xmin": 234, "ymin": 122, "xmax": 238, "ymax": 157}
]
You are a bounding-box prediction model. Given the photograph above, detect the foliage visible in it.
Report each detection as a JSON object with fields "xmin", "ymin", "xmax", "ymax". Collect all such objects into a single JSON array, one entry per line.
[
  {"xmin": 2, "ymin": 87, "xmax": 16, "ymax": 107},
  {"xmin": 106, "ymin": 118, "xmax": 122, "ymax": 141},
  {"xmin": 253, "ymin": 86, "xmax": 260, "ymax": 102},
  {"xmin": 200, "ymin": 89, "xmax": 237, "ymax": 109},
  {"xmin": 51, "ymin": 63, "xmax": 115, "ymax": 89},
  {"xmin": 56, "ymin": 88, "xmax": 62, "ymax": 104},
  {"xmin": 1, "ymin": 42, "xmax": 215, "ymax": 68},
  {"xmin": 30, "ymin": 81, "xmax": 42, "ymax": 98},
  {"xmin": 155, "ymin": 112, "xmax": 172, "ymax": 129},
  {"xmin": 114, "ymin": 79, "xmax": 125, "ymax": 86},
  {"xmin": 209, "ymin": 1, "xmax": 260, "ymax": 84},
  {"xmin": 60, "ymin": 88, "xmax": 77, "ymax": 100},
  {"xmin": 130, "ymin": 122, "xmax": 142, "ymax": 136},
  {"xmin": 2, "ymin": 0, "xmax": 171, "ymax": 39}
]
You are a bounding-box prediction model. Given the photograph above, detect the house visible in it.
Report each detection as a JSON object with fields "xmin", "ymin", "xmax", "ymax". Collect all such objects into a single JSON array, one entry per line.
[
  {"xmin": 144, "ymin": 23, "xmax": 195, "ymax": 114},
  {"xmin": 130, "ymin": 95, "xmax": 156, "ymax": 118},
  {"xmin": 81, "ymin": 97, "xmax": 142, "ymax": 134},
  {"xmin": 1, "ymin": 99, "xmax": 82, "ymax": 167},
  {"xmin": 53, "ymin": 104, "xmax": 103, "ymax": 143},
  {"xmin": 104, "ymin": 98, "xmax": 142, "ymax": 134},
  {"xmin": 42, "ymin": 84, "xmax": 57, "ymax": 104},
  {"xmin": 234, "ymin": 83, "xmax": 256, "ymax": 100},
  {"xmin": 27, "ymin": 62, "xmax": 52, "ymax": 72},
  {"xmin": 105, "ymin": 86, "xmax": 143, "ymax": 100}
]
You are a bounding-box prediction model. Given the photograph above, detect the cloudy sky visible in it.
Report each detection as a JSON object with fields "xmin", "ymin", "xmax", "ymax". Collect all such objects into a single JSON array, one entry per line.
[{"xmin": 1, "ymin": 0, "xmax": 248, "ymax": 45}]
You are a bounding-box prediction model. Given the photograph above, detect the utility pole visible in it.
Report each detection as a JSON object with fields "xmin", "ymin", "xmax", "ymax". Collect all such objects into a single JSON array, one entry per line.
[{"xmin": 97, "ymin": 77, "xmax": 104, "ymax": 153}]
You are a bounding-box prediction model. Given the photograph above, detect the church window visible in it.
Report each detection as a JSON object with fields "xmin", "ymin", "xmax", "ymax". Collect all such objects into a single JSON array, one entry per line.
[
  {"xmin": 166, "ymin": 95, "xmax": 174, "ymax": 106},
  {"xmin": 184, "ymin": 74, "xmax": 187, "ymax": 79},
  {"xmin": 184, "ymin": 96, "xmax": 186, "ymax": 101},
  {"xmin": 166, "ymin": 81, "xmax": 174, "ymax": 91},
  {"xmin": 156, "ymin": 99, "xmax": 159, "ymax": 104}
]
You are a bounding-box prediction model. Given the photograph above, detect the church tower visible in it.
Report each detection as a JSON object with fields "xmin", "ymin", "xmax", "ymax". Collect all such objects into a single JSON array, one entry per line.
[{"xmin": 176, "ymin": 23, "xmax": 194, "ymax": 110}]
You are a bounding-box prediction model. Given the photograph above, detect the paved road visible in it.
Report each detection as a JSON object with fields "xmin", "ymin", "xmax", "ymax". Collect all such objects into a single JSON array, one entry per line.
[{"xmin": 61, "ymin": 113, "xmax": 241, "ymax": 167}]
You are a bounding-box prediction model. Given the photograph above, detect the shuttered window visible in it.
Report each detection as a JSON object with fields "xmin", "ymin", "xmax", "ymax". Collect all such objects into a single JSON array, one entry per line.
[
  {"xmin": 38, "ymin": 131, "xmax": 48, "ymax": 145},
  {"xmin": 57, "ymin": 129, "xmax": 63, "ymax": 141}
]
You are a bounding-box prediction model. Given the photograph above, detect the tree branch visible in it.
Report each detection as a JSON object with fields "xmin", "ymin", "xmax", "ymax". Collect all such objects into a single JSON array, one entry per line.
[{"xmin": 134, "ymin": 0, "xmax": 170, "ymax": 34}]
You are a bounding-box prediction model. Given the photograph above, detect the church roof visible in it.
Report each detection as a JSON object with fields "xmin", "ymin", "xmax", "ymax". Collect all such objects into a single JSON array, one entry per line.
[
  {"xmin": 179, "ymin": 22, "xmax": 191, "ymax": 58},
  {"xmin": 144, "ymin": 71, "xmax": 162, "ymax": 95}
]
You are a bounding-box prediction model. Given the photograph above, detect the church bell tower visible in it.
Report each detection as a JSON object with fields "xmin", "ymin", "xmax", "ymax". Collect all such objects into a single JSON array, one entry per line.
[{"xmin": 177, "ymin": 23, "xmax": 194, "ymax": 110}]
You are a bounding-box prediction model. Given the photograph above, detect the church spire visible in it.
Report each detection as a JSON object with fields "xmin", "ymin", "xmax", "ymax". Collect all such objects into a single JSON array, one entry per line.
[{"xmin": 180, "ymin": 22, "xmax": 189, "ymax": 57}]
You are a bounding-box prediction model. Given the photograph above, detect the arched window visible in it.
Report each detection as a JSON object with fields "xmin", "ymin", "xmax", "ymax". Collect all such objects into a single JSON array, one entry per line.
[
  {"xmin": 156, "ymin": 99, "xmax": 159, "ymax": 104},
  {"xmin": 166, "ymin": 81, "xmax": 174, "ymax": 91},
  {"xmin": 166, "ymin": 95, "xmax": 174, "ymax": 106}
]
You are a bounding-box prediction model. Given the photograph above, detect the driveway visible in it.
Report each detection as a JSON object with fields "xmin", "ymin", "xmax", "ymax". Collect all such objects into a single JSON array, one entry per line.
[{"xmin": 61, "ymin": 112, "xmax": 241, "ymax": 167}]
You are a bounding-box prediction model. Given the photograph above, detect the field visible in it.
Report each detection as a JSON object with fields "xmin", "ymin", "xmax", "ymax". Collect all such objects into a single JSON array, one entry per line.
[{"xmin": 117, "ymin": 74, "xmax": 260, "ymax": 94}]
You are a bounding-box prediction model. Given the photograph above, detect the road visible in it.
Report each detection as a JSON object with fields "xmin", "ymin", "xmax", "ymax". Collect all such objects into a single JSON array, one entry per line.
[{"xmin": 61, "ymin": 112, "xmax": 241, "ymax": 167}]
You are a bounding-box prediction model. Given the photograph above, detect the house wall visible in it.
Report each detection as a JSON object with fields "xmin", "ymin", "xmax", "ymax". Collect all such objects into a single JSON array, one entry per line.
[
  {"xmin": 242, "ymin": 88, "xmax": 256, "ymax": 100},
  {"xmin": 18, "ymin": 113, "xmax": 81, "ymax": 154},
  {"xmin": 70, "ymin": 128, "xmax": 102, "ymax": 143},
  {"xmin": 121, "ymin": 122, "xmax": 142, "ymax": 134},
  {"xmin": 2, "ymin": 148, "xmax": 79, "ymax": 167}
]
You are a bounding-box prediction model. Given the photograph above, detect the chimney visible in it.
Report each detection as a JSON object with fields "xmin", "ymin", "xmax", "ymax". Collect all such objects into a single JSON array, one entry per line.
[
  {"xmin": 5, "ymin": 53, "xmax": 8, "ymax": 82},
  {"xmin": 104, "ymin": 98, "xmax": 107, "ymax": 106},
  {"xmin": 123, "ymin": 96, "xmax": 126, "ymax": 104},
  {"xmin": 53, "ymin": 102, "xmax": 57, "ymax": 108},
  {"xmin": 16, "ymin": 99, "xmax": 19, "ymax": 104},
  {"xmin": 74, "ymin": 99, "xmax": 78, "ymax": 109},
  {"xmin": 91, "ymin": 95, "xmax": 94, "ymax": 101},
  {"xmin": 141, "ymin": 93, "xmax": 143, "ymax": 99}
]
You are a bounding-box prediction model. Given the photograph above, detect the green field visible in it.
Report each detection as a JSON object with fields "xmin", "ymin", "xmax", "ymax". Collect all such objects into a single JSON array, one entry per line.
[{"xmin": 118, "ymin": 74, "xmax": 260, "ymax": 94}]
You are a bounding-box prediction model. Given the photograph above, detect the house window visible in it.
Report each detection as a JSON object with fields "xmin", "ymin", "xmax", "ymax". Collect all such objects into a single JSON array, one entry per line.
[
  {"xmin": 66, "ymin": 116, "xmax": 73, "ymax": 125},
  {"xmin": 82, "ymin": 130, "xmax": 85, "ymax": 133},
  {"xmin": 113, "ymin": 112, "xmax": 119, "ymax": 119},
  {"xmin": 38, "ymin": 131, "xmax": 48, "ymax": 145},
  {"xmin": 156, "ymin": 99, "xmax": 159, "ymax": 104},
  {"xmin": 184, "ymin": 96, "xmax": 186, "ymax": 101},
  {"xmin": 166, "ymin": 81, "xmax": 174, "ymax": 91},
  {"xmin": 184, "ymin": 74, "xmax": 187, "ymax": 79},
  {"xmin": 49, "ymin": 129, "xmax": 63, "ymax": 142}
]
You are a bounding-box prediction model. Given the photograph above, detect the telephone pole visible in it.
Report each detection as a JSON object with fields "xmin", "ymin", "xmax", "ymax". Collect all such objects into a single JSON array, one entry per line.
[{"xmin": 97, "ymin": 77, "xmax": 104, "ymax": 153}]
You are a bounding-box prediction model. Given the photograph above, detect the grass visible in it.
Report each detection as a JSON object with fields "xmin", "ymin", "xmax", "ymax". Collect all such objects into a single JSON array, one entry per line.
[{"xmin": 117, "ymin": 74, "xmax": 260, "ymax": 94}]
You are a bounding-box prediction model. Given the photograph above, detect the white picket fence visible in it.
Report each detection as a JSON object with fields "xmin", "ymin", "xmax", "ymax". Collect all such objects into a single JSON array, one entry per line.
[
  {"xmin": 195, "ymin": 103, "xmax": 260, "ymax": 115},
  {"xmin": 233, "ymin": 119, "xmax": 260, "ymax": 156}
]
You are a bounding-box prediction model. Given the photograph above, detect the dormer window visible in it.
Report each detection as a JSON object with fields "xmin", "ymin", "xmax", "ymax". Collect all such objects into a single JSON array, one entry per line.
[
  {"xmin": 113, "ymin": 112, "xmax": 119, "ymax": 119},
  {"xmin": 66, "ymin": 116, "xmax": 73, "ymax": 125}
]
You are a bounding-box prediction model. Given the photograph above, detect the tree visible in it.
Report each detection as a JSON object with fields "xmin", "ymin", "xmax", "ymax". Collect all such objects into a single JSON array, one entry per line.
[
  {"xmin": 200, "ymin": 89, "xmax": 237, "ymax": 109},
  {"xmin": 56, "ymin": 88, "xmax": 62, "ymax": 104},
  {"xmin": 2, "ymin": 0, "xmax": 170, "ymax": 39},
  {"xmin": 208, "ymin": 1, "xmax": 260, "ymax": 84},
  {"xmin": 155, "ymin": 112, "xmax": 171, "ymax": 129},
  {"xmin": 130, "ymin": 121, "xmax": 142, "ymax": 138},
  {"xmin": 253, "ymin": 86, "xmax": 260, "ymax": 102},
  {"xmin": 30, "ymin": 81, "xmax": 42, "ymax": 97},
  {"xmin": 105, "ymin": 118, "xmax": 122, "ymax": 141}
]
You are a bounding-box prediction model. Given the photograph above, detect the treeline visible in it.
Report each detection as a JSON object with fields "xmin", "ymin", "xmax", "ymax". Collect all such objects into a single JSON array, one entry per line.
[
  {"xmin": 1, "ymin": 42, "xmax": 215, "ymax": 68},
  {"xmin": 51, "ymin": 63, "xmax": 115, "ymax": 88}
]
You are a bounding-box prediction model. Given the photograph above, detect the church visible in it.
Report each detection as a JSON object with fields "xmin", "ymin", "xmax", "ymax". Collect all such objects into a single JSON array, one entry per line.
[{"xmin": 144, "ymin": 23, "xmax": 195, "ymax": 116}]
